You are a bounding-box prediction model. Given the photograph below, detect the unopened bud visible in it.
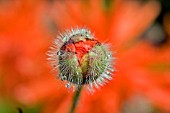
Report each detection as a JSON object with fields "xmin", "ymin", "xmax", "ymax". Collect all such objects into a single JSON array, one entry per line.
[{"xmin": 48, "ymin": 28, "xmax": 114, "ymax": 92}]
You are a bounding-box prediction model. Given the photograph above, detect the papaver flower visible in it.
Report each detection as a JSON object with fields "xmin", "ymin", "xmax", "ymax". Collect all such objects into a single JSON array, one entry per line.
[{"xmin": 1, "ymin": 0, "xmax": 170, "ymax": 113}]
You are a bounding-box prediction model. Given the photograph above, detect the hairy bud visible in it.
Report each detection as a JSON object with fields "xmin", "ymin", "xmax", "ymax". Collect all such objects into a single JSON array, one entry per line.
[{"xmin": 47, "ymin": 28, "xmax": 114, "ymax": 92}]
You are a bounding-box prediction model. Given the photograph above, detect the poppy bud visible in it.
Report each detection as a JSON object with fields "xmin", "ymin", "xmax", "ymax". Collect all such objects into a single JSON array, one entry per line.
[{"xmin": 48, "ymin": 28, "xmax": 114, "ymax": 92}]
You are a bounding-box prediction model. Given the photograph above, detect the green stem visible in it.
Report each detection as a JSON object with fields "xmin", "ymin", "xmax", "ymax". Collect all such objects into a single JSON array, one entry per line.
[{"xmin": 69, "ymin": 86, "xmax": 82, "ymax": 113}]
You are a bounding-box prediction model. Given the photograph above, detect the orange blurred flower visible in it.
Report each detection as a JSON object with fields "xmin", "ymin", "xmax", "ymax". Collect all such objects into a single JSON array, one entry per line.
[{"xmin": 1, "ymin": 0, "xmax": 170, "ymax": 113}]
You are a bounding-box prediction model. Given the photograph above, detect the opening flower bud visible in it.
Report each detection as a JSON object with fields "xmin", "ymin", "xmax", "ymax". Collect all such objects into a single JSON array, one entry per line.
[{"xmin": 48, "ymin": 28, "xmax": 114, "ymax": 92}]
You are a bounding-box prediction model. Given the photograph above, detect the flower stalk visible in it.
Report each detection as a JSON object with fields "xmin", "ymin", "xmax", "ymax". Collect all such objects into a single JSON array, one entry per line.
[{"xmin": 70, "ymin": 86, "xmax": 82, "ymax": 113}]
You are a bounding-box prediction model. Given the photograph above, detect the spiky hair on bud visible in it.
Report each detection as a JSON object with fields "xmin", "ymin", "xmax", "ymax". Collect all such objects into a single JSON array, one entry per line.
[{"xmin": 47, "ymin": 28, "xmax": 115, "ymax": 93}]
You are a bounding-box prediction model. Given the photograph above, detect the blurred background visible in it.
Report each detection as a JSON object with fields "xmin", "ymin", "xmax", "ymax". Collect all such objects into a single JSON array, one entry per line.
[{"xmin": 0, "ymin": 0, "xmax": 170, "ymax": 113}]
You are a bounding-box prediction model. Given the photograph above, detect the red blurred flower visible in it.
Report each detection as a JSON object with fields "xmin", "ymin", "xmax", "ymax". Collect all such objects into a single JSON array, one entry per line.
[{"xmin": 1, "ymin": 0, "xmax": 170, "ymax": 113}]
